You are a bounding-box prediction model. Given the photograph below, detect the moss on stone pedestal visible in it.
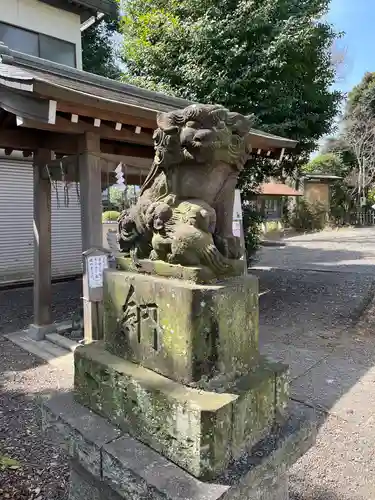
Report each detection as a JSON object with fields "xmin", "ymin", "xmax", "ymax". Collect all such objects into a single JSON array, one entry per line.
[
  {"xmin": 116, "ymin": 257, "xmax": 245, "ymax": 283},
  {"xmin": 74, "ymin": 343, "xmax": 288, "ymax": 480},
  {"xmin": 103, "ymin": 269, "xmax": 259, "ymax": 384}
]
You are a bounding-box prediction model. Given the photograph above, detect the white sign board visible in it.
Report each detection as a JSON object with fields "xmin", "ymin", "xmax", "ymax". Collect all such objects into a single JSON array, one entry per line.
[
  {"xmin": 232, "ymin": 189, "xmax": 243, "ymax": 237},
  {"xmin": 232, "ymin": 189, "xmax": 247, "ymax": 275},
  {"xmin": 233, "ymin": 189, "xmax": 242, "ymax": 221},
  {"xmin": 232, "ymin": 220, "xmax": 241, "ymax": 237},
  {"xmin": 87, "ymin": 254, "xmax": 108, "ymax": 289}
]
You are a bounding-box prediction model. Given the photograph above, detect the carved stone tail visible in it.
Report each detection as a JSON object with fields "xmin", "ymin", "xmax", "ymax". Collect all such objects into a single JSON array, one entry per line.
[{"xmin": 198, "ymin": 243, "xmax": 233, "ymax": 274}]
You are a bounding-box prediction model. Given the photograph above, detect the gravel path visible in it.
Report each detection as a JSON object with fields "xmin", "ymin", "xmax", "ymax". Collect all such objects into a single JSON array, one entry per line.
[
  {"xmin": 256, "ymin": 228, "xmax": 375, "ymax": 500},
  {"xmin": 0, "ymin": 279, "xmax": 81, "ymax": 336},
  {"xmin": 257, "ymin": 227, "xmax": 375, "ymax": 275},
  {"xmin": 0, "ymin": 337, "xmax": 72, "ymax": 500},
  {"xmin": 254, "ymin": 268, "xmax": 375, "ymax": 350}
]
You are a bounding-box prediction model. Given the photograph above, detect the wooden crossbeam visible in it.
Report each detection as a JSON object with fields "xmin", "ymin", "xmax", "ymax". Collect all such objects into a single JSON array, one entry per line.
[
  {"xmin": 0, "ymin": 129, "xmax": 155, "ymax": 158},
  {"xmin": 16, "ymin": 115, "xmax": 153, "ymax": 146},
  {"xmin": 0, "ymin": 129, "xmax": 78, "ymax": 154},
  {"xmin": 56, "ymin": 101, "xmax": 156, "ymax": 130}
]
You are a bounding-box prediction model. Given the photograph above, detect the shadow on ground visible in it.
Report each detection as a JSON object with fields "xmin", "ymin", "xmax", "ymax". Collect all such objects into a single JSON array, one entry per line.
[
  {"xmin": 0, "ymin": 337, "xmax": 71, "ymax": 500},
  {"xmin": 253, "ymin": 262, "xmax": 375, "ymax": 419},
  {"xmin": 255, "ymin": 239, "xmax": 375, "ymax": 275},
  {"xmin": 0, "ymin": 278, "xmax": 82, "ymax": 335}
]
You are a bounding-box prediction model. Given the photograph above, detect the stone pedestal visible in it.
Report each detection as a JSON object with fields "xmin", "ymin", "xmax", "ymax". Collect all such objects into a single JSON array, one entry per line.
[
  {"xmin": 42, "ymin": 266, "xmax": 316, "ymax": 499},
  {"xmin": 42, "ymin": 393, "xmax": 314, "ymax": 500}
]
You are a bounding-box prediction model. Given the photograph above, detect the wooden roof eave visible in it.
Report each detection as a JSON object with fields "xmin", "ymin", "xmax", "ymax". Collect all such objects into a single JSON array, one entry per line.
[
  {"xmin": 0, "ymin": 73, "xmax": 161, "ymax": 129},
  {"xmin": 249, "ymin": 129, "xmax": 298, "ymax": 150},
  {"xmin": 0, "ymin": 87, "xmax": 50, "ymax": 123},
  {"xmin": 0, "ymin": 44, "xmax": 189, "ymax": 104},
  {"xmin": 0, "ymin": 45, "xmax": 299, "ymax": 155},
  {"xmin": 15, "ymin": 116, "xmax": 154, "ymax": 147},
  {"xmin": 0, "ymin": 84, "xmax": 155, "ymax": 152},
  {"xmin": 0, "ymin": 85, "xmax": 296, "ymax": 158},
  {"xmin": 33, "ymin": 80, "xmax": 161, "ymax": 126}
]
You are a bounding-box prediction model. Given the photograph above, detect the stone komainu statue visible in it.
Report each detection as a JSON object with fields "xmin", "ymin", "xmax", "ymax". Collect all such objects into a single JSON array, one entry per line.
[{"xmin": 117, "ymin": 104, "xmax": 254, "ymax": 278}]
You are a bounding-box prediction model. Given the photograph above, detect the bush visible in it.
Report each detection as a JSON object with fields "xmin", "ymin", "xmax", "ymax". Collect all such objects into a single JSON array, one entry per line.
[
  {"xmin": 102, "ymin": 210, "xmax": 120, "ymax": 222},
  {"xmin": 242, "ymin": 205, "xmax": 263, "ymax": 262},
  {"xmin": 289, "ymin": 200, "xmax": 326, "ymax": 232}
]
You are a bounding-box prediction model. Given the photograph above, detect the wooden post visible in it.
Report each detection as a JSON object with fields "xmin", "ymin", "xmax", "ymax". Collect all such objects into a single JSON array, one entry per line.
[
  {"xmin": 30, "ymin": 149, "xmax": 53, "ymax": 339},
  {"xmin": 79, "ymin": 132, "xmax": 103, "ymax": 343}
]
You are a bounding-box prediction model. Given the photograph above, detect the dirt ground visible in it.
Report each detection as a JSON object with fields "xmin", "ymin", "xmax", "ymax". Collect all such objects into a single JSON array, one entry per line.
[{"xmin": 0, "ymin": 337, "xmax": 72, "ymax": 500}]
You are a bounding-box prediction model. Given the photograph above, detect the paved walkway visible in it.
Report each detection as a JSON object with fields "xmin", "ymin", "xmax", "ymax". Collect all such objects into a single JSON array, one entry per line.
[
  {"xmin": 257, "ymin": 226, "xmax": 375, "ymax": 275},
  {"xmin": 255, "ymin": 228, "xmax": 375, "ymax": 499}
]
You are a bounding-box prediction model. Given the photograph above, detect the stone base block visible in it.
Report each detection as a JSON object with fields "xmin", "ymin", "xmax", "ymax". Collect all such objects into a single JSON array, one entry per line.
[
  {"xmin": 42, "ymin": 393, "xmax": 315, "ymax": 500},
  {"xmin": 68, "ymin": 461, "xmax": 123, "ymax": 500},
  {"xmin": 103, "ymin": 269, "xmax": 259, "ymax": 383},
  {"xmin": 27, "ymin": 323, "xmax": 57, "ymax": 340},
  {"xmin": 74, "ymin": 342, "xmax": 289, "ymax": 478}
]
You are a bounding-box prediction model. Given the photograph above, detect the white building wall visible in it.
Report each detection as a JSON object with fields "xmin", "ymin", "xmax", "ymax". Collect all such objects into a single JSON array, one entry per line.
[{"xmin": 0, "ymin": 0, "xmax": 82, "ymax": 68}]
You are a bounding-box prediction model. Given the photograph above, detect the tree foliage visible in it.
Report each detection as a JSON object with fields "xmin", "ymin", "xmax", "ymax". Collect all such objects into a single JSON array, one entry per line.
[
  {"xmin": 82, "ymin": 14, "xmax": 121, "ymax": 79},
  {"xmin": 303, "ymin": 152, "xmax": 346, "ymax": 176},
  {"xmin": 342, "ymin": 72, "xmax": 375, "ymax": 193},
  {"xmin": 321, "ymin": 135, "xmax": 356, "ymax": 170},
  {"xmin": 346, "ymin": 72, "xmax": 375, "ymax": 116},
  {"xmin": 119, "ymin": 0, "xmax": 342, "ymax": 163}
]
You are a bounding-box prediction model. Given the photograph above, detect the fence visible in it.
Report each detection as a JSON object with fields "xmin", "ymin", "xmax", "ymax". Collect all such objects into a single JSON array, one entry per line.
[{"xmin": 349, "ymin": 210, "xmax": 375, "ymax": 226}]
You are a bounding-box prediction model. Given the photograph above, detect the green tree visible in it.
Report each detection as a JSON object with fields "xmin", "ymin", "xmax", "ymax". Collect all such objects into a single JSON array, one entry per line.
[
  {"xmin": 119, "ymin": 0, "xmax": 342, "ymax": 161},
  {"xmin": 346, "ymin": 72, "xmax": 375, "ymax": 115},
  {"xmin": 303, "ymin": 152, "xmax": 354, "ymax": 223},
  {"xmin": 303, "ymin": 152, "xmax": 346, "ymax": 176},
  {"xmin": 342, "ymin": 73, "xmax": 375, "ymax": 193},
  {"xmin": 118, "ymin": 0, "xmax": 342, "ymax": 254},
  {"xmin": 82, "ymin": 14, "xmax": 121, "ymax": 79},
  {"xmin": 321, "ymin": 136, "xmax": 356, "ymax": 170}
]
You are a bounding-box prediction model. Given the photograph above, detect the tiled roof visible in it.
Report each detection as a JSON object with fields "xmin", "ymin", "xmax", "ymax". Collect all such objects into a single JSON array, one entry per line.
[{"xmin": 259, "ymin": 182, "xmax": 303, "ymax": 196}]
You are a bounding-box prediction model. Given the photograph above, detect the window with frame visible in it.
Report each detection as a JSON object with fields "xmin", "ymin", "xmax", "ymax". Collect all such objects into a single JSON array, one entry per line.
[
  {"xmin": 0, "ymin": 22, "xmax": 76, "ymax": 67},
  {"xmin": 264, "ymin": 197, "xmax": 282, "ymax": 220}
]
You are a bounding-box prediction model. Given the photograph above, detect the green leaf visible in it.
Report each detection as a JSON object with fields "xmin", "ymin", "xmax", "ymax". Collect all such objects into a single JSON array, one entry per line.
[
  {"xmin": 82, "ymin": 10, "xmax": 121, "ymax": 79},
  {"xmin": 0, "ymin": 456, "xmax": 21, "ymax": 470}
]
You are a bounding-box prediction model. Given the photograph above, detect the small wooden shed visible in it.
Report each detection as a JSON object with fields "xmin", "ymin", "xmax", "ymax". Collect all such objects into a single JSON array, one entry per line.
[{"xmin": 302, "ymin": 174, "xmax": 342, "ymax": 213}]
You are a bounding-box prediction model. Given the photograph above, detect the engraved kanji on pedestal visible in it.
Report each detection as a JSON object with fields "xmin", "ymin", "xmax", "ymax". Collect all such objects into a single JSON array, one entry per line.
[{"xmin": 120, "ymin": 284, "xmax": 160, "ymax": 351}]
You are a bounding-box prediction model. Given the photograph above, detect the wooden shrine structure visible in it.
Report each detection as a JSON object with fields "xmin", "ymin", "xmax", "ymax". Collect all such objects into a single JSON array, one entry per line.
[{"xmin": 0, "ymin": 41, "xmax": 297, "ymax": 341}]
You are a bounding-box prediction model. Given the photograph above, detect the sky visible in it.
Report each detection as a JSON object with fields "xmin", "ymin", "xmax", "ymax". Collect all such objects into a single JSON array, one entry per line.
[
  {"xmin": 328, "ymin": 0, "xmax": 375, "ymax": 93},
  {"xmin": 309, "ymin": 0, "xmax": 375, "ymax": 154}
]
